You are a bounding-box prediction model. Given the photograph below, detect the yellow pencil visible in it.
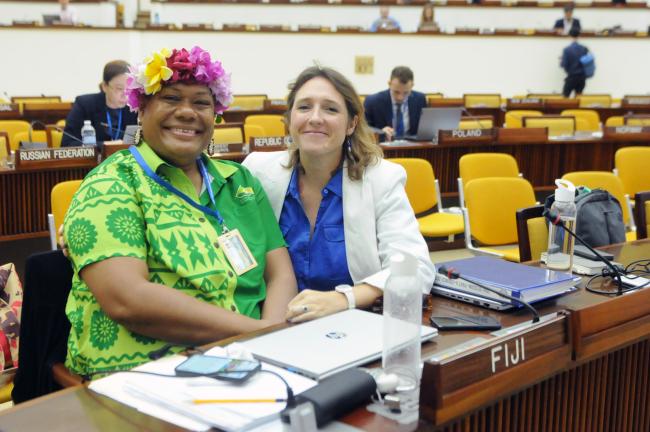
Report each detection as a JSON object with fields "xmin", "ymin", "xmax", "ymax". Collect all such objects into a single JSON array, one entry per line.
[{"xmin": 192, "ymin": 398, "xmax": 286, "ymax": 404}]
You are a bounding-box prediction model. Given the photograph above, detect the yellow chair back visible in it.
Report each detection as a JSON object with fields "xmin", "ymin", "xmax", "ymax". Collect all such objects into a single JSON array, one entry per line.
[
  {"xmin": 426, "ymin": 93, "xmax": 443, "ymax": 105},
  {"xmin": 387, "ymin": 158, "xmax": 438, "ymax": 213},
  {"xmin": 527, "ymin": 216, "xmax": 549, "ymax": 262},
  {"xmin": 562, "ymin": 171, "xmax": 630, "ymax": 224},
  {"xmin": 524, "ymin": 116, "xmax": 575, "ymax": 137},
  {"xmin": 244, "ymin": 115, "xmax": 286, "ymax": 137},
  {"xmin": 50, "ymin": 129, "xmax": 63, "ymax": 148},
  {"xmin": 578, "ymin": 94, "xmax": 612, "ymax": 108},
  {"xmin": 0, "ymin": 120, "xmax": 30, "ymax": 150},
  {"xmin": 615, "ymin": 147, "xmax": 650, "ymax": 196},
  {"xmin": 504, "ymin": 110, "xmax": 542, "ymax": 128},
  {"xmin": 14, "ymin": 131, "xmax": 48, "ymax": 147},
  {"xmin": 212, "ymin": 127, "xmax": 243, "ymax": 145},
  {"xmin": 459, "ymin": 118, "xmax": 493, "ymax": 129},
  {"xmin": 51, "ymin": 180, "xmax": 83, "ymax": 234},
  {"xmin": 627, "ymin": 117, "xmax": 650, "ymax": 127},
  {"xmin": 459, "ymin": 153, "xmax": 519, "ymax": 185},
  {"xmin": 244, "ymin": 124, "xmax": 266, "ymax": 144},
  {"xmin": 463, "ymin": 94, "xmax": 501, "ymax": 108},
  {"xmin": 605, "ymin": 116, "xmax": 625, "ymax": 127},
  {"xmin": 465, "ymin": 177, "xmax": 536, "ymax": 245},
  {"xmin": 56, "ymin": 119, "xmax": 66, "ymax": 127},
  {"xmin": 230, "ymin": 95, "xmax": 268, "ymax": 111},
  {"xmin": 561, "ymin": 109, "xmax": 601, "ymax": 132}
]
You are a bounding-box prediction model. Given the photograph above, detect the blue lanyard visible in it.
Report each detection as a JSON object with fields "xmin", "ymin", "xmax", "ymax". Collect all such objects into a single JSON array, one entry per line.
[
  {"xmin": 106, "ymin": 110, "xmax": 123, "ymax": 141},
  {"xmin": 129, "ymin": 146, "xmax": 226, "ymax": 228}
]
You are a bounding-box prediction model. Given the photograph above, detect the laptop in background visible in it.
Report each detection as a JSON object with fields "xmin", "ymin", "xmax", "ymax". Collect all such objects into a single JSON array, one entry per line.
[
  {"xmin": 241, "ymin": 309, "xmax": 438, "ymax": 380},
  {"xmin": 431, "ymin": 285, "xmax": 514, "ymax": 311},
  {"xmin": 42, "ymin": 14, "xmax": 59, "ymax": 26},
  {"xmin": 405, "ymin": 107, "xmax": 462, "ymax": 142}
]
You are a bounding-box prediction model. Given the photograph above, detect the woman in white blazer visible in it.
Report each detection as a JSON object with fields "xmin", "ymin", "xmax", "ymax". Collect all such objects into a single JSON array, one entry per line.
[{"xmin": 243, "ymin": 66, "xmax": 435, "ymax": 323}]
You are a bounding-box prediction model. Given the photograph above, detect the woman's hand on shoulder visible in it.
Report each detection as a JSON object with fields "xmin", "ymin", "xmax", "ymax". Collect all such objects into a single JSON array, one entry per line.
[
  {"xmin": 58, "ymin": 225, "xmax": 69, "ymax": 257},
  {"xmin": 285, "ymin": 289, "xmax": 348, "ymax": 323}
]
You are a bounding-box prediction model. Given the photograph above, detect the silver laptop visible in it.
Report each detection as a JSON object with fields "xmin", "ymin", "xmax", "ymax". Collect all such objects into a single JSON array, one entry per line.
[
  {"xmin": 431, "ymin": 285, "xmax": 514, "ymax": 311},
  {"xmin": 405, "ymin": 107, "xmax": 462, "ymax": 142},
  {"xmin": 241, "ymin": 309, "xmax": 438, "ymax": 380},
  {"xmin": 42, "ymin": 14, "xmax": 59, "ymax": 25}
]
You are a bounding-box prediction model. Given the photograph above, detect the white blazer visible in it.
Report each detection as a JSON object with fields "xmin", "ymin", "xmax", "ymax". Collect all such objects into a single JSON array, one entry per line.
[{"xmin": 243, "ymin": 151, "xmax": 435, "ymax": 292}]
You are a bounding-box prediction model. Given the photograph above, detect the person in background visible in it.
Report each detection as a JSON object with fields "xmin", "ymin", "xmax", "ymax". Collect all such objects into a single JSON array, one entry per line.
[
  {"xmin": 363, "ymin": 66, "xmax": 427, "ymax": 141},
  {"xmin": 62, "ymin": 60, "xmax": 138, "ymax": 148},
  {"xmin": 57, "ymin": 0, "xmax": 77, "ymax": 25},
  {"xmin": 418, "ymin": 3, "xmax": 439, "ymax": 32},
  {"xmin": 370, "ymin": 6, "xmax": 401, "ymax": 32},
  {"xmin": 553, "ymin": 3, "xmax": 581, "ymax": 35},
  {"xmin": 561, "ymin": 28, "xmax": 588, "ymax": 97},
  {"xmin": 243, "ymin": 66, "xmax": 435, "ymax": 323},
  {"xmin": 62, "ymin": 46, "xmax": 296, "ymax": 377}
]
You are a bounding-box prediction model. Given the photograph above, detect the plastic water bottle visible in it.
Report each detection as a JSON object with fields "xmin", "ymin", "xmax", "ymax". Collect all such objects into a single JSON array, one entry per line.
[
  {"xmin": 81, "ymin": 120, "xmax": 96, "ymax": 147},
  {"xmin": 382, "ymin": 252, "xmax": 422, "ymax": 402},
  {"xmin": 546, "ymin": 179, "xmax": 577, "ymax": 271}
]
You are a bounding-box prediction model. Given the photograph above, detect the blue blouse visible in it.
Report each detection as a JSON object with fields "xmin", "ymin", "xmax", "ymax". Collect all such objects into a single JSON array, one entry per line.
[{"xmin": 279, "ymin": 167, "xmax": 353, "ymax": 292}]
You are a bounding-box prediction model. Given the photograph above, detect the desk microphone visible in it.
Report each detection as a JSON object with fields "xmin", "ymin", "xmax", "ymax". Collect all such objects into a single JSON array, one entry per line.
[
  {"xmin": 543, "ymin": 209, "xmax": 624, "ymax": 294},
  {"xmin": 461, "ymin": 107, "xmax": 492, "ymax": 129},
  {"xmin": 437, "ymin": 265, "xmax": 540, "ymax": 323},
  {"xmin": 100, "ymin": 121, "xmax": 126, "ymax": 137}
]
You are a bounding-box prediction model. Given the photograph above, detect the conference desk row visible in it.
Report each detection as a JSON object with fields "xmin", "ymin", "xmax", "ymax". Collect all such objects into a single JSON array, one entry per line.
[
  {"xmin": 1, "ymin": 128, "xmax": 649, "ymax": 242},
  {"xmin": 1, "ymin": 240, "xmax": 649, "ymax": 431}
]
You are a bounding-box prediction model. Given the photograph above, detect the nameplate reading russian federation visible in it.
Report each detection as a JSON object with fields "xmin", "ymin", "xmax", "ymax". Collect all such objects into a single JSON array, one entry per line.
[{"xmin": 16, "ymin": 146, "xmax": 97, "ymax": 168}]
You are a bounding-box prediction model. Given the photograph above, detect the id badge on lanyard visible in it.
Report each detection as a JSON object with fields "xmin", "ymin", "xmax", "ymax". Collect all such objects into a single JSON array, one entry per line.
[{"xmin": 129, "ymin": 146, "xmax": 258, "ymax": 275}]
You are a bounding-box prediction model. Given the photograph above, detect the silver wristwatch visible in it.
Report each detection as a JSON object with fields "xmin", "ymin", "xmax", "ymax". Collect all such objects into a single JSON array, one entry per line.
[{"xmin": 334, "ymin": 284, "xmax": 355, "ymax": 309}]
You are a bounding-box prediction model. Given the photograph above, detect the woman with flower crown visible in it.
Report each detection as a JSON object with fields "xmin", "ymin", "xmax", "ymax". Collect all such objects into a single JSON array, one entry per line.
[
  {"xmin": 243, "ymin": 66, "xmax": 435, "ymax": 323},
  {"xmin": 62, "ymin": 47, "xmax": 297, "ymax": 377}
]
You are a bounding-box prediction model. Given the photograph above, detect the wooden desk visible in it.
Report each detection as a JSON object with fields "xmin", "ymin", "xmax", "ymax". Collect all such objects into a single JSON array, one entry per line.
[{"xmin": 2, "ymin": 242, "xmax": 649, "ymax": 431}]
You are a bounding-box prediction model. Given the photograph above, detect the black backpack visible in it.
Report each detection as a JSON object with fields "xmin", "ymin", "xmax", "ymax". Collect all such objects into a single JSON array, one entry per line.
[{"xmin": 545, "ymin": 188, "xmax": 626, "ymax": 248}]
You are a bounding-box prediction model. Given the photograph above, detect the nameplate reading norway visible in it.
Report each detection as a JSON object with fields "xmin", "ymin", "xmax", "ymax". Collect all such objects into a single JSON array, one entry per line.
[{"xmin": 16, "ymin": 146, "xmax": 97, "ymax": 169}]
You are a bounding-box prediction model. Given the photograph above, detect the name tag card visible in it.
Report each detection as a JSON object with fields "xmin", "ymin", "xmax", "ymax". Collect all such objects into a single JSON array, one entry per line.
[
  {"xmin": 506, "ymin": 98, "xmax": 543, "ymax": 109},
  {"xmin": 420, "ymin": 313, "xmax": 570, "ymax": 424},
  {"xmin": 621, "ymin": 97, "xmax": 650, "ymax": 109},
  {"xmin": 0, "ymin": 103, "xmax": 20, "ymax": 120},
  {"xmin": 603, "ymin": 126, "xmax": 650, "ymax": 140},
  {"xmin": 438, "ymin": 128, "xmax": 496, "ymax": 144},
  {"xmin": 249, "ymin": 136, "xmax": 291, "ymax": 152},
  {"xmin": 15, "ymin": 146, "xmax": 97, "ymax": 169}
]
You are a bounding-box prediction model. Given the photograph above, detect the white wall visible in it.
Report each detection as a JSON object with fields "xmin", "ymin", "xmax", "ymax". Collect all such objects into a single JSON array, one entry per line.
[{"xmin": 2, "ymin": 27, "xmax": 649, "ymax": 100}]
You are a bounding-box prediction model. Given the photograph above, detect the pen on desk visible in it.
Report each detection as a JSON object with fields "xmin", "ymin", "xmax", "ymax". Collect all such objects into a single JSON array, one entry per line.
[{"xmin": 192, "ymin": 398, "xmax": 287, "ymax": 404}]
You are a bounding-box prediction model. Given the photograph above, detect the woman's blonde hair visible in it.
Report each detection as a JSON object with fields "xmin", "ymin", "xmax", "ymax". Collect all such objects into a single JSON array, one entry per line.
[{"xmin": 284, "ymin": 66, "xmax": 382, "ymax": 181}]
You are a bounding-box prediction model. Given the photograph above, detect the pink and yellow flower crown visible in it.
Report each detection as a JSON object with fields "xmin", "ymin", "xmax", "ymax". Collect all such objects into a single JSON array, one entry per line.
[{"xmin": 125, "ymin": 46, "xmax": 233, "ymax": 116}]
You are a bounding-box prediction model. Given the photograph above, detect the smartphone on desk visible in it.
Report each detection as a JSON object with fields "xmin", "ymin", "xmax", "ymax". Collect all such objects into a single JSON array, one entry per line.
[
  {"xmin": 430, "ymin": 315, "xmax": 502, "ymax": 331},
  {"xmin": 175, "ymin": 354, "xmax": 261, "ymax": 381},
  {"xmin": 574, "ymin": 244, "xmax": 615, "ymax": 262}
]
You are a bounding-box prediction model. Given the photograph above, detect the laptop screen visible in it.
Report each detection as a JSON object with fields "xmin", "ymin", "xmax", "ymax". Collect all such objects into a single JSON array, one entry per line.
[{"xmin": 410, "ymin": 107, "xmax": 462, "ymax": 142}]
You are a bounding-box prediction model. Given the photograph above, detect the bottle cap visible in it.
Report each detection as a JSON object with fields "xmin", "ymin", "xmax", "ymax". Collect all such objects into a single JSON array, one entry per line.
[
  {"xmin": 389, "ymin": 252, "xmax": 417, "ymax": 277},
  {"xmin": 554, "ymin": 179, "xmax": 576, "ymax": 202},
  {"xmin": 83, "ymin": 120, "xmax": 91, "ymax": 125}
]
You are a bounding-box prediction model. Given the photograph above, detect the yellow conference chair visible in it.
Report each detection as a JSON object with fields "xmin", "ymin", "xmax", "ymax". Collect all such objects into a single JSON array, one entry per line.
[
  {"xmin": 244, "ymin": 124, "xmax": 266, "ymax": 145},
  {"xmin": 11, "ymin": 96, "xmax": 62, "ymax": 113},
  {"xmin": 578, "ymin": 94, "xmax": 612, "ymax": 108},
  {"xmin": 462, "ymin": 177, "xmax": 537, "ymax": 262},
  {"xmin": 458, "ymin": 153, "xmax": 521, "ymax": 207},
  {"xmin": 426, "ymin": 93, "xmax": 443, "ymax": 105},
  {"xmin": 388, "ymin": 158, "xmax": 464, "ymax": 240},
  {"xmin": 561, "ymin": 109, "xmax": 601, "ymax": 132},
  {"xmin": 634, "ymin": 191, "xmax": 650, "ymax": 240},
  {"xmin": 56, "ymin": 119, "xmax": 66, "ymax": 127},
  {"xmin": 524, "ymin": 116, "xmax": 575, "ymax": 137},
  {"xmin": 229, "ymin": 95, "xmax": 268, "ymax": 111},
  {"xmin": 0, "ymin": 120, "xmax": 30, "ymax": 150},
  {"xmin": 504, "ymin": 110, "xmax": 542, "ymax": 128},
  {"xmin": 244, "ymin": 115, "xmax": 286, "ymax": 137},
  {"xmin": 48, "ymin": 180, "xmax": 83, "ymax": 250},
  {"xmin": 605, "ymin": 116, "xmax": 625, "ymax": 127},
  {"xmin": 13, "ymin": 131, "xmax": 48, "ymax": 148},
  {"xmin": 615, "ymin": 147, "xmax": 650, "ymax": 197},
  {"xmin": 626, "ymin": 117, "xmax": 650, "ymax": 127},
  {"xmin": 459, "ymin": 118, "xmax": 493, "ymax": 129},
  {"xmin": 212, "ymin": 125, "xmax": 244, "ymax": 145},
  {"xmin": 45, "ymin": 125, "xmax": 63, "ymax": 148},
  {"xmin": 516, "ymin": 205, "xmax": 548, "ymax": 263},
  {"xmin": 463, "ymin": 94, "xmax": 501, "ymax": 108},
  {"xmin": 562, "ymin": 171, "xmax": 636, "ymax": 240}
]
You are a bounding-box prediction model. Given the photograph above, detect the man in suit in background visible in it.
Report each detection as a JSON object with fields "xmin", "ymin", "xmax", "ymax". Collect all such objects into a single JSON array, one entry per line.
[
  {"xmin": 554, "ymin": 3, "xmax": 581, "ymax": 35},
  {"xmin": 364, "ymin": 66, "xmax": 426, "ymax": 141}
]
